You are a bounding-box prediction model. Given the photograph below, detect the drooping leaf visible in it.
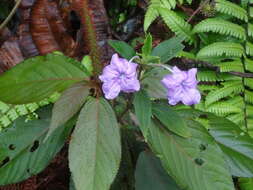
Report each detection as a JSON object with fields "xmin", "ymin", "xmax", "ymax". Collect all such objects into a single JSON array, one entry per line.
[
  {"xmin": 147, "ymin": 119, "xmax": 235, "ymax": 190},
  {"xmin": 45, "ymin": 82, "xmax": 90, "ymax": 140},
  {"xmin": 151, "ymin": 37, "xmax": 184, "ymax": 63},
  {"xmin": 152, "ymin": 103, "xmax": 191, "ymax": 138},
  {"xmin": 0, "ymin": 106, "xmax": 74, "ymax": 185},
  {"xmin": 133, "ymin": 90, "xmax": 152, "ymax": 138},
  {"xmin": 69, "ymin": 98, "xmax": 121, "ymax": 190},
  {"xmin": 135, "ymin": 151, "xmax": 181, "ymax": 190},
  {"xmin": 207, "ymin": 115, "xmax": 253, "ymax": 177},
  {"xmin": 0, "ymin": 54, "xmax": 88, "ymax": 104},
  {"xmin": 108, "ymin": 40, "xmax": 136, "ymax": 60}
]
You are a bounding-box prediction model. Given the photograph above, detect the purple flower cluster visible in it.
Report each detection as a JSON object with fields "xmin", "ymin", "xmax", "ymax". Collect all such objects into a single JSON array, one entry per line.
[
  {"xmin": 99, "ymin": 54, "xmax": 200, "ymax": 105},
  {"xmin": 99, "ymin": 54, "xmax": 140, "ymax": 99},
  {"xmin": 161, "ymin": 66, "xmax": 201, "ymax": 105}
]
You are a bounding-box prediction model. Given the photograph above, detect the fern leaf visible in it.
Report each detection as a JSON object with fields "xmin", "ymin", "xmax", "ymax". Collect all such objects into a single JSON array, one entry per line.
[
  {"xmin": 206, "ymin": 102, "xmax": 241, "ymax": 116},
  {"xmin": 205, "ymin": 81, "xmax": 244, "ymax": 106},
  {"xmin": 198, "ymin": 85, "xmax": 219, "ymax": 91},
  {"xmin": 245, "ymin": 58, "xmax": 253, "ymax": 72},
  {"xmin": 158, "ymin": 8, "xmax": 195, "ymax": 43},
  {"xmin": 245, "ymin": 90, "xmax": 253, "ymax": 104},
  {"xmin": 197, "ymin": 70, "xmax": 238, "ymax": 82},
  {"xmin": 0, "ymin": 93, "xmax": 59, "ymax": 129},
  {"xmin": 144, "ymin": 5, "xmax": 160, "ymax": 32},
  {"xmin": 215, "ymin": 0, "xmax": 248, "ymax": 21},
  {"xmin": 246, "ymin": 42, "xmax": 253, "ymax": 56},
  {"xmin": 248, "ymin": 23, "xmax": 253, "ymax": 38},
  {"xmin": 193, "ymin": 18, "xmax": 246, "ymax": 40},
  {"xmin": 227, "ymin": 113, "xmax": 244, "ymax": 125},
  {"xmin": 215, "ymin": 60, "xmax": 244, "ymax": 72},
  {"xmin": 197, "ymin": 42, "xmax": 244, "ymax": 59},
  {"xmin": 245, "ymin": 78, "xmax": 253, "ymax": 89}
]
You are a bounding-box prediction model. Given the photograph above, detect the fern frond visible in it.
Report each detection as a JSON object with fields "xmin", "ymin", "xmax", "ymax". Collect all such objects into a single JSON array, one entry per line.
[
  {"xmin": 227, "ymin": 113, "xmax": 244, "ymax": 125},
  {"xmin": 245, "ymin": 58, "xmax": 253, "ymax": 72},
  {"xmin": 160, "ymin": 0, "xmax": 176, "ymax": 9},
  {"xmin": 215, "ymin": 60, "xmax": 244, "ymax": 72},
  {"xmin": 198, "ymin": 84, "xmax": 219, "ymax": 91},
  {"xmin": 246, "ymin": 42, "xmax": 253, "ymax": 56},
  {"xmin": 215, "ymin": 0, "xmax": 248, "ymax": 21},
  {"xmin": 247, "ymin": 105, "xmax": 253, "ymax": 115},
  {"xmin": 248, "ymin": 23, "xmax": 253, "ymax": 38},
  {"xmin": 245, "ymin": 90, "xmax": 253, "ymax": 104},
  {"xmin": 245, "ymin": 78, "xmax": 253, "ymax": 89},
  {"xmin": 197, "ymin": 42, "xmax": 244, "ymax": 59},
  {"xmin": 144, "ymin": 4, "xmax": 160, "ymax": 31},
  {"xmin": 158, "ymin": 8, "xmax": 195, "ymax": 43},
  {"xmin": 205, "ymin": 81, "xmax": 244, "ymax": 106},
  {"xmin": 0, "ymin": 93, "xmax": 59, "ymax": 129},
  {"xmin": 206, "ymin": 102, "xmax": 241, "ymax": 116},
  {"xmin": 197, "ymin": 70, "xmax": 238, "ymax": 82},
  {"xmin": 193, "ymin": 18, "xmax": 246, "ymax": 40}
]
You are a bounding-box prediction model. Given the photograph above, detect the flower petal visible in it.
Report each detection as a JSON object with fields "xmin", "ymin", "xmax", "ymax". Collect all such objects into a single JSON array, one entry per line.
[
  {"xmin": 184, "ymin": 68, "xmax": 198, "ymax": 88},
  {"xmin": 102, "ymin": 80, "xmax": 121, "ymax": 99},
  {"xmin": 167, "ymin": 87, "xmax": 183, "ymax": 105},
  {"xmin": 181, "ymin": 88, "xmax": 201, "ymax": 105},
  {"xmin": 99, "ymin": 65, "xmax": 119, "ymax": 82},
  {"xmin": 110, "ymin": 53, "xmax": 128, "ymax": 73},
  {"xmin": 120, "ymin": 78, "xmax": 140, "ymax": 93}
]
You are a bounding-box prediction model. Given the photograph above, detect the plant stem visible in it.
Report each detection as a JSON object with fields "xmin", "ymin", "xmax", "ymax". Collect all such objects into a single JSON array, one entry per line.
[{"xmin": 0, "ymin": 0, "xmax": 22, "ymax": 31}]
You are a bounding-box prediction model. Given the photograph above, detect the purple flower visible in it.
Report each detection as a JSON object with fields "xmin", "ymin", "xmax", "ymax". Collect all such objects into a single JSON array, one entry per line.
[
  {"xmin": 99, "ymin": 54, "xmax": 140, "ymax": 99},
  {"xmin": 161, "ymin": 66, "xmax": 201, "ymax": 105}
]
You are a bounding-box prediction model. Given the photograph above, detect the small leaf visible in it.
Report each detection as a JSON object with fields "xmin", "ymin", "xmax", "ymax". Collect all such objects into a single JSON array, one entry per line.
[
  {"xmin": 45, "ymin": 82, "xmax": 90, "ymax": 140},
  {"xmin": 151, "ymin": 37, "xmax": 184, "ymax": 63},
  {"xmin": 81, "ymin": 56, "xmax": 93, "ymax": 76},
  {"xmin": 133, "ymin": 90, "xmax": 152, "ymax": 138},
  {"xmin": 108, "ymin": 40, "xmax": 136, "ymax": 59},
  {"xmin": 69, "ymin": 98, "xmax": 121, "ymax": 190},
  {"xmin": 142, "ymin": 34, "xmax": 153, "ymax": 57},
  {"xmin": 0, "ymin": 106, "xmax": 74, "ymax": 185},
  {"xmin": 152, "ymin": 103, "xmax": 191, "ymax": 138},
  {"xmin": 0, "ymin": 54, "xmax": 88, "ymax": 104},
  {"xmin": 135, "ymin": 151, "xmax": 181, "ymax": 190}
]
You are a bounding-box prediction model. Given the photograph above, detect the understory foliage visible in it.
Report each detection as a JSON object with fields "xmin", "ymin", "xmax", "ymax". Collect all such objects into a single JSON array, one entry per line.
[
  {"xmin": 145, "ymin": 0, "xmax": 253, "ymax": 134},
  {"xmin": 1, "ymin": 0, "xmax": 253, "ymax": 190}
]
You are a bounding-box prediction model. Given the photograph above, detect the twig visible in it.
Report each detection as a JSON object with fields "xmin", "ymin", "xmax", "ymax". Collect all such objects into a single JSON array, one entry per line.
[
  {"xmin": 187, "ymin": 0, "xmax": 210, "ymax": 23},
  {"xmin": 182, "ymin": 58, "xmax": 253, "ymax": 78},
  {"xmin": 0, "ymin": 0, "xmax": 22, "ymax": 31}
]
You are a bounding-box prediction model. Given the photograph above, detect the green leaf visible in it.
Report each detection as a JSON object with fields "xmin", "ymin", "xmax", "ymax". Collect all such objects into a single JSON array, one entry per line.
[
  {"xmin": 151, "ymin": 37, "xmax": 184, "ymax": 63},
  {"xmin": 147, "ymin": 119, "xmax": 235, "ymax": 190},
  {"xmin": 135, "ymin": 151, "xmax": 181, "ymax": 190},
  {"xmin": 108, "ymin": 40, "xmax": 136, "ymax": 59},
  {"xmin": 45, "ymin": 82, "xmax": 90, "ymax": 140},
  {"xmin": 141, "ymin": 67, "xmax": 168, "ymax": 99},
  {"xmin": 81, "ymin": 55, "xmax": 93, "ymax": 76},
  {"xmin": 0, "ymin": 106, "xmax": 73, "ymax": 185},
  {"xmin": 142, "ymin": 34, "xmax": 153, "ymax": 57},
  {"xmin": 238, "ymin": 178, "xmax": 253, "ymax": 190},
  {"xmin": 0, "ymin": 54, "xmax": 87, "ymax": 104},
  {"xmin": 207, "ymin": 115, "xmax": 253, "ymax": 177},
  {"xmin": 152, "ymin": 103, "xmax": 191, "ymax": 138},
  {"xmin": 69, "ymin": 98, "xmax": 121, "ymax": 190},
  {"xmin": 133, "ymin": 90, "xmax": 152, "ymax": 138}
]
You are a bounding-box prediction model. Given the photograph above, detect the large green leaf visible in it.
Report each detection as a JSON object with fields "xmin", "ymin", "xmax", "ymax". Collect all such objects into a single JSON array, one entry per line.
[
  {"xmin": 207, "ymin": 115, "xmax": 253, "ymax": 177},
  {"xmin": 46, "ymin": 82, "xmax": 90, "ymax": 140},
  {"xmin": 152, "ymin": 103, "xmax": 191, "ymax": 138},
  {"xmin": 108, "ymin": 40, "xmax": 136, "ymax": 60},
  {"xmin": 135, "ymin": 151, "xmax": 181, "ymax": 190},
  {"xmin": 239, "ymin": 178, "xmax": 253, "ymax": 190},
  {"xmin": 147, "ymin": 119, "xmax": 235, "ymax": 190},
  {"xmin": 176, "ymin": 109, "xmax": 253, "ymax": 177},
  {"xmin": 0, "ymin": 106, "xmax": 73, "ymax": 185},
  {"xmin": 151, "ymin": 37, "xmax": 184, "ymax": 63},
  {"xmin": 133, "ymin": 90, "xmax": 152, "ymax": 138},
  {"xmin": 0, "ymin": 54, "xmax": 88, "ymax": 104},
  {"xmin": 69, "ymin": 98, "xmax": 121, "ymax": 190}
]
